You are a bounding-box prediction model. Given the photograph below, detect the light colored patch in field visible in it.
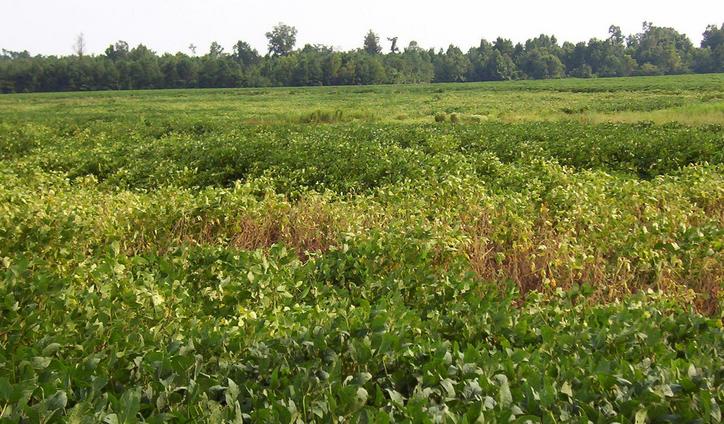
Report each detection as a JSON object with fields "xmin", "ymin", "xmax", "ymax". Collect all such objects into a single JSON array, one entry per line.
[{"xmin": 578, "ymin": 101, "xmax": 724, "ymax": 126}]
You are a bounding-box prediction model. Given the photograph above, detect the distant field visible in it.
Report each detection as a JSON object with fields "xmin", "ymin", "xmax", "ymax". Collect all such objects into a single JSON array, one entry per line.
[
  {"xmin": 1, "ymin": 75, "xmax": 722, "ymax": 422},
  {"xmin": 1, "ymin": 73, "xmax": 723, "ymax": 125}
]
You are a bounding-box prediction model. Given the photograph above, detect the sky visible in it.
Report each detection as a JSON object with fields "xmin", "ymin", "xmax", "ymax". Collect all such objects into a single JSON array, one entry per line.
[{"xmin": 2, "ymin": 0, "xmax": 723, "ymax": 56}]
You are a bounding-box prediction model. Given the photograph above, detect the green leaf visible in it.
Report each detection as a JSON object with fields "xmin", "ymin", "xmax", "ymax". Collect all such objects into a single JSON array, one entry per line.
[
  {"xmin": 560, "ymin": 381, "xmax": 573, "ymax": 397},
  {"xmin": 0, "ymin": 378, "xmax": 13, "ymax": 402},
  {"xmin": 103, "ymin": 414, "xmax": 119, "ymax": 424},
  {"xmin": 355, "ymin": 372, "xmax": 373, "ymax": 385},
  {"xmin": 226, "ymin": 378, "xmax": 240, "ymax": 406},
  {"xmin": 118, "ymin": 389, "xmax": 141, "ymax": 423},
  {"xmin": 354, "ymin": 387, "xmax": 369, "ymax": 410},
  {"xmin": 688, "ymin": 364, "xmax": 698, "ymax": 378},
  {"xmin": 42, "ymin": 343, "xmax": 62, "ymax": 356},
  {"xmin": 635, "ymin": 409, "xmax": 648, "ymax": 424},
  {"xmin": 712, "ymin": 399, "xmax": 721, "ymax": 423},
  {"xmin": 45, "ymin": 390, "xmax": 68, "ymax": 411},
  {"xmin": 495, "ymin": 374, "xmax": 512, "ymax": 408},
  {"xmin": 386, "ymin": 389, "xmax": 405, "ymax": 406},
  {"xmin": 32, "ymin": 356, "xmax": 52, "ymax": 370},
  {"xmin": 441, "ymin": 378, "xmax": 456, "ymax": 398}
]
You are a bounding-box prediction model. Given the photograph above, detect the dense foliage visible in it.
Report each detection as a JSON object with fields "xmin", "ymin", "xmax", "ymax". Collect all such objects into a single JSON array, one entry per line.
[
  {"xmin": 1, "ymin": 23, "xmax": 723, "ymax": 93},
  {"xmin": 0, "ymin": 76, "xmax": 722, "ymax": 422}
]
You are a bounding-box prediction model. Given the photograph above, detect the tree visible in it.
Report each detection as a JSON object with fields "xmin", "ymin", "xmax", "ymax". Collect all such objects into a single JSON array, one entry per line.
[
  {"xmin": 73, "ymin": 33, "xmax": 86, "ymax": 57},
  {"xmin": 384, "ymin": 43, "xmax": 434, "ymax": 83},
  {"xmin": 692, "ymin": 48, "xmax": 713, "ymax": 73},
  {"xmin": 629, "ymin": 22, "xmax": 694, "ymax": 74},
  {"xmin": 519, "ymin": 48, "xmax": 564, "ymax": 79},
  {"xmin": 266, "ymin": 23, "xmax": 297, "ymax": 56},
  {"xmin": 435, "ymin": 45, "xmax": 470, "ymax": 82},
  {"xmin": 467, "ymin": 40, "xmax": 493, "ymax": 81},
  {"xmin": 698, "ymin": 24, "xmax": 724, "ymax": 72},
  {"xmin": 486, "ymin": 50, "xmax": 517, "ymax": 80},
  {"xmin": 583, "ymin": 36, "xmax": 631, "ymax": 77},
  {"xmin": 354, "ymin": 53, "xmax": 386, "ymax": 84},
  {"xmin": 105, "ymin": 41, "xmax": 129, "ymax": 61},
  {"xmin": 387, "ymin": 37, "xmax": 399, "ymax": 54},
  {"xmin": 292, "ymin": 44, "xmax": 330, "ymax": 85},
  {"xmin": 175, "ymin": 54, "xmax": 199, "ymax": 87},
  {"xmin": 2, "ymin": 23, "xmax": 723, "ymax": 92},
  {"xmin": 232, "ymin": 41, "xmax": 260, "ymax": 67},
  {"xmin": 363, "ymin": 30, "xmax": 382, "ymax": 55},
  {"xmin": 609, "ymin": 25, "xmax": 624, "ymax": 45},
  {"xmin": 160, "ymin": 54, "xmax": 181, "ymax": 88},
  {"xmin": 1, "ymin": 49, "xmax": 30, "ymax": 60},
  {"xmin": 701, "ymin": 24, "xmax": 724, "ymax": 50},
  {"xmin": 208, "ymin": 42, "xmax": 224, "ymax": 58},
  {"xmin": 406, "ymin": 41, "xmax": 422, "ymax": 52},
  {"xmin": 321, "ymin": 53, "xmax": 341, "ymax": 85},
  {"xmin": 493, "ymin": 37, "xmax": 514, "ymax": 56},
  {"xmin": 127, "ymin": 44, "xmax": 162, "ymax": 88}
]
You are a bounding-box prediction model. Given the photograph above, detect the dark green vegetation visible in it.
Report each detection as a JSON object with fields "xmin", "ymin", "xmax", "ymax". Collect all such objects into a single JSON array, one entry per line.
[
  {"xmin": 1, "ymin": 22, "xmax": 723, "ymax": 93},
  {"xmin": 0, "ymin": 75, "xmax": 723, "ymax": 422}
]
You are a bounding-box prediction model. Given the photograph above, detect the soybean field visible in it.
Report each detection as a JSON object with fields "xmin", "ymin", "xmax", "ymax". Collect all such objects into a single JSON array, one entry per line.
[{"xmin": 0, "ymin": 74, "xmax": 723, "ymax": 422}]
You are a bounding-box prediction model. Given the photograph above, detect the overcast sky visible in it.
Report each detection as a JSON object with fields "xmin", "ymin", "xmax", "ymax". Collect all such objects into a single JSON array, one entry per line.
[{"xmin": 3, "ymin": 0, "xmax": 723, "ymax": 56}]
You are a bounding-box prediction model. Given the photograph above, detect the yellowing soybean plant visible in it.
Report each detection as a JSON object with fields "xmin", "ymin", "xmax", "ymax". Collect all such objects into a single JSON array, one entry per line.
[{"xmin": 1, "ymin": 74, "xmax": 723, "ymax": 422}]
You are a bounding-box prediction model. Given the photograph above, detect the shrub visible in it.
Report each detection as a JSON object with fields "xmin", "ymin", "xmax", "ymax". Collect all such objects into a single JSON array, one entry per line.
[{"xmin": 299, "ymin": 109, "xmax": 344, "ymax": 124}]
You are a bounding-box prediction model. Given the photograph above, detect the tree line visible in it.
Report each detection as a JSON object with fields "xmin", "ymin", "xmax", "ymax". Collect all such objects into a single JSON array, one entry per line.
[{"xmin": 1, "ymin": 22, "xmax": 722, "ymax": 93}]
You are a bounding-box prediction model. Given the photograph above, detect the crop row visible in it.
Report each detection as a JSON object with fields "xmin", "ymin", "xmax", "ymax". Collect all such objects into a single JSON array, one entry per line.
[
  {"xmin": 1, "ymin": 234, "xmax": 722, "ymax": 422},
  {"xmin": 1, "ymin": 162, "xmax": 721, "ymax": 311},
  {"xmin": 1, "ymin": 122, "xmax": 722, "ymax": 193}
]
